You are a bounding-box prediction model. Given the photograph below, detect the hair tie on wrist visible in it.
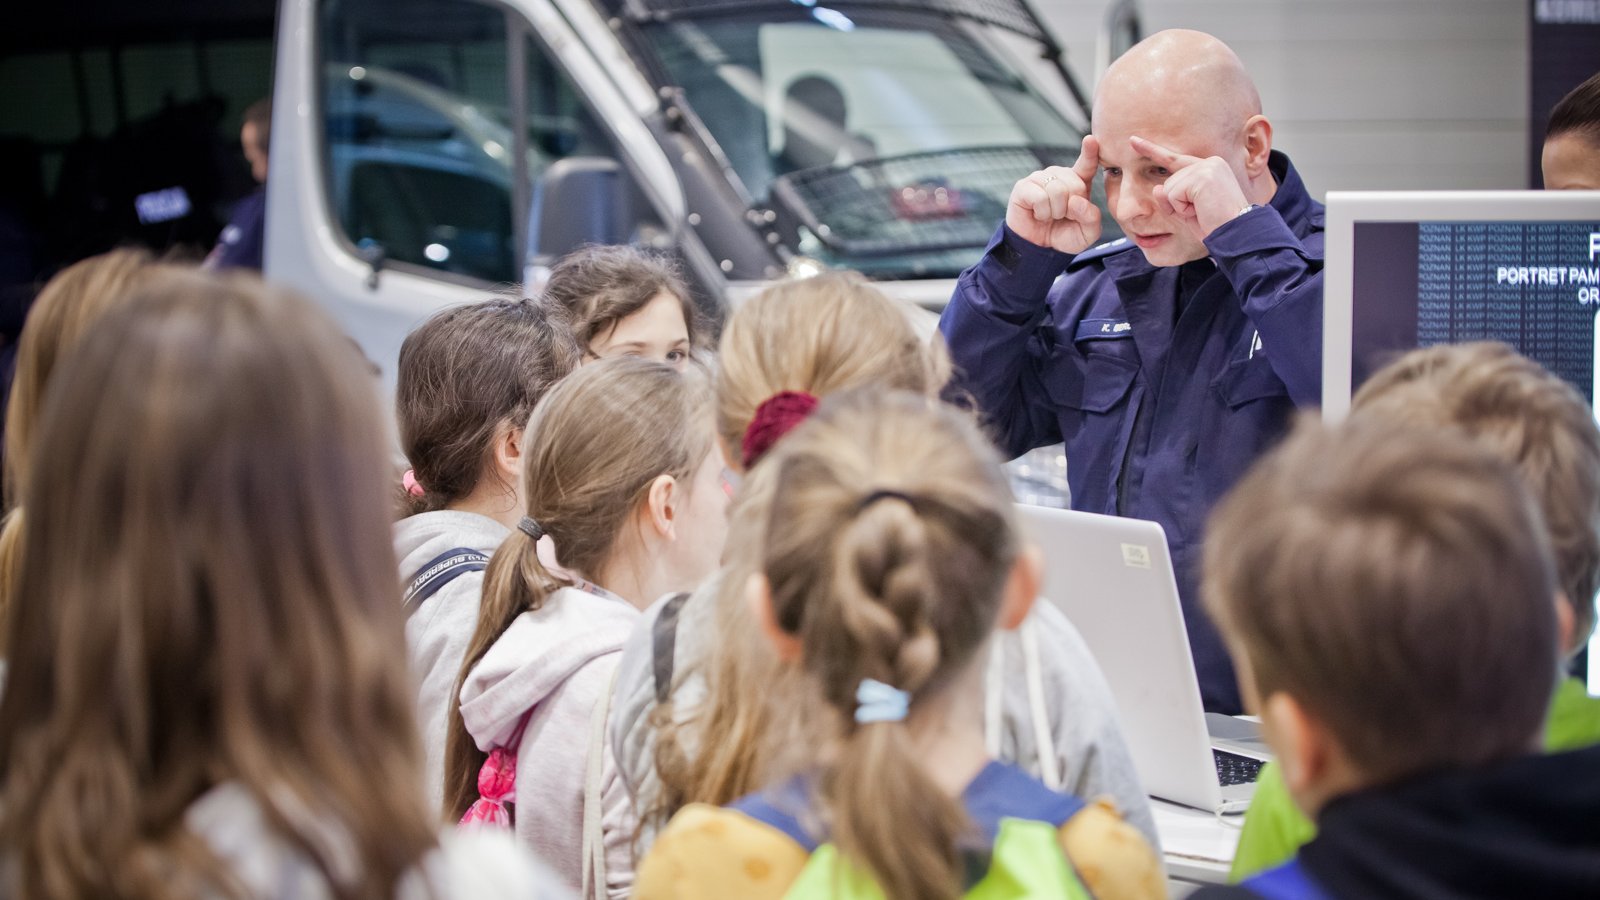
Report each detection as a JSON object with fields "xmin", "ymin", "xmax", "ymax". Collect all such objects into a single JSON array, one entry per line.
[
  {"xmin": 517, "ymin": 516, "xmax": 545, "ymax": 540},
  {"xmin": 741, "ymin": 390, "xmax": 819, "ymax": 469},
  {"xmin": 855, "ymin": 678, "xmax": 911, "ymax": 724},
  {"xmin": 402, "ymin": 469, "xmax": 426, "ymax": 498}
]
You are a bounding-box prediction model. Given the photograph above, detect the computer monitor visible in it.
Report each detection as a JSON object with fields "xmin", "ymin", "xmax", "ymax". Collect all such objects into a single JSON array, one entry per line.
[{"xmin": 1321, "ymin": 189, "xmax": 1600, "ymax": 691}]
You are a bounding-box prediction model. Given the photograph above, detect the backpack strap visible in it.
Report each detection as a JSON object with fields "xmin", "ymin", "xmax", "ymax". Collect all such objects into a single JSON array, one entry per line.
[
  {"xmin": 582, "ymin": 667, "xmax": 621, "ymax": 900},
  {"xmin": 1243, "ymin": 859, "xmax": 1335, "ymax": 900},
  {"xmin": 651, "ymin": 592, "xmax": 692, "ymax": 704},
  {"xmin": 728, "ymin": 778, "xmax": 822, "ymax": 853},
  {"xmin": 403, "ymin": 547, "xmax": 489, "ymax": 618}
]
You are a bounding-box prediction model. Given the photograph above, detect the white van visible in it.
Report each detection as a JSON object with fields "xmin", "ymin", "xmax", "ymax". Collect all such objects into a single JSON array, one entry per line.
[{"xmin": 265, "ymin": 0, "xmax": 1127, "ymax": 398}]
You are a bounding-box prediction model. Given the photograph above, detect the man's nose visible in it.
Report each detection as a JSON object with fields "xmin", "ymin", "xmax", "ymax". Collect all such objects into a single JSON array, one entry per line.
[{"xmin": 1114, "ymin": 181, "xmax": 1150, "ymax": 222}]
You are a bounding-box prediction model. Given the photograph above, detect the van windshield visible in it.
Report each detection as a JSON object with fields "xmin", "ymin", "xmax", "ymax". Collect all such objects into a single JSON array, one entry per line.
[{"xmin": 641, "ymin": 11, "xmax": 1114, "ymax": 278}]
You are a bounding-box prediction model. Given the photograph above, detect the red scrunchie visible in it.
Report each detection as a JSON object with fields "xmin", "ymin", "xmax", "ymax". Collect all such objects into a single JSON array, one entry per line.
[{"xmin": 742, "ymin": 391, "xmax": 819, "ymax": 469}]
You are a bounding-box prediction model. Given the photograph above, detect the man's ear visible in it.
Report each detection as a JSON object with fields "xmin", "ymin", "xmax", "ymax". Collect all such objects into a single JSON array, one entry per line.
[
  {"xmin": 747, "ymin": 573, "xmax": 802, "ymax": 662},
  {"xmin": 997, "ymin": 543, "xmax": 1043, "ymax": 631},
  {"xmin": 644, "ymin": 473, "xmax": 679, "ymax": 540},
  {"xmin": 1242, "ymin": 114, "xmax": 1274, "ymax": 177}
]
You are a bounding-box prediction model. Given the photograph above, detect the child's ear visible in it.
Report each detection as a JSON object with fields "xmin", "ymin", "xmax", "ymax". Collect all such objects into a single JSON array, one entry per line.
[
  {"xmin": 997, "ymin": 542, "xmax": 1043, "ymax": 631},
  {"xmin": 1555, "ymin": 590, "xmax": 1576, "ymax": 657},
  {"xmin": 1263, "ymin": 691, "xmax": 1331, "ymax": 816},
  {"xmin": 747, "ymin": 573, "xmax": 801, "ymax": 662},
  {"xmin": 645, "ymin": 474, "xmax": 679, "ymax": 540},
  {"xmin": 493, "ymin": 419, "xmax": 524, "ymax": 486}
]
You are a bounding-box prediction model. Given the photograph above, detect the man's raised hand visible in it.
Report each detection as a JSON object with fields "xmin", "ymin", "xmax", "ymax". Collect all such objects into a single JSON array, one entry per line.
[
  {"xmin": 1006, "ymin": 135, "xmax": 1102, "ymax": 255},
  {"xmin": 1133, "ymin": 136, "xmax": 1252, "ymax": 243}
]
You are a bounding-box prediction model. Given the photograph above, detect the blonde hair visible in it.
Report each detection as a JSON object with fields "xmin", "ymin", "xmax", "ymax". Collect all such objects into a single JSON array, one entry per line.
[
  {"xmin": 443, "ymin": 356, "xmax": 714, "ymax": 820},
  {"xmin": 759, "ymin": 390, "xmax": 1020, "ymax": 900},
  {"xmin": 715, "ymin": 271, "xmax": 949, "ymax": 467},
  {"xmin": 1352, "ymin": 342, "xmax": 1600, "ymax": 653},
  {"xmin": 0, "ymin": 248, "xmax": 171, "ymax": 646},
  {"xmin": 0, "ymin": 270, "xmax": 437, "ymax": 899},
  {"xmin": 1204, "ymin": 416, "xmax": 1558, "ymax": 783},
  {"xmin": 647, "ymin": 272, "xmax": 951, "ymax": 830}
]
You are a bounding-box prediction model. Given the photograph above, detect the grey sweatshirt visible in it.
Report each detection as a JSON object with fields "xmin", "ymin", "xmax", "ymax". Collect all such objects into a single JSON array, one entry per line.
[
  {"xmin": 182, "ymin": 781, "xmax": 572, "ymax": 898},
  {"xmin": 458, "ymin": 586, "xmax": 639, "ymax": 899},
  {"xmin": 395, "ymin": 510, "xmax": 511, "ymax": 811},
  {"xmin": 607, "ymin": 576, "xmax": 1159, "ymax": 853}
]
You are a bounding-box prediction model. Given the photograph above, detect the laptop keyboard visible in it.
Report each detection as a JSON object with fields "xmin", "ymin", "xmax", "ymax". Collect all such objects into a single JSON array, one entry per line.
[{"xmin": 1214, "ymin": 749, "xmax": 1265, "ymax": 787}]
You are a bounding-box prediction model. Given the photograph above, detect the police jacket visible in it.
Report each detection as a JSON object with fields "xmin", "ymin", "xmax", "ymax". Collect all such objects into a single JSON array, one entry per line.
[{"xmin": 939, "ymin": 151, "xmax": 1324, "ymax": 714}]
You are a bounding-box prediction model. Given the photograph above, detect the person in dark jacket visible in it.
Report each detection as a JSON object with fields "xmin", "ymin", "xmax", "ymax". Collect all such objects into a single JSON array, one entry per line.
[
  {"xmin": 938, "ymin": 29, "xmax": 1323, "ymax": 712},
  {"xmin": 1191, "ymin": 418, "xmax": 1600, "ymax": 900},
  {"xmin": 205, "ymin": 98, "xmax": 270, "ymax": 271}
]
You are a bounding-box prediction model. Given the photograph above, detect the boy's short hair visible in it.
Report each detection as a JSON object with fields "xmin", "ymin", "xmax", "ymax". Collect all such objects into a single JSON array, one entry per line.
[
  {"xmin": 1352, "ymin": 342, "xmax": 1600, "ymax": 650},
  {"xmin": 1203, "ymin": 416, "xmax": 1559, "ymax": 783}
]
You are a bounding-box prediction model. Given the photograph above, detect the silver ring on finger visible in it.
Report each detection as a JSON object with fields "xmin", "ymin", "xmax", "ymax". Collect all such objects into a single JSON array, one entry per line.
[{"xmin": 1040, "ymin": 174, "xmax": 1059, "ymax": 186}]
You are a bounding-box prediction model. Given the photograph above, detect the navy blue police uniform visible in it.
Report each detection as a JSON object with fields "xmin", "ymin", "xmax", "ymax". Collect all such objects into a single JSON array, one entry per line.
[{"xmin": 939, "ymin": 151, "xmax": 1324, "ymax": 713}]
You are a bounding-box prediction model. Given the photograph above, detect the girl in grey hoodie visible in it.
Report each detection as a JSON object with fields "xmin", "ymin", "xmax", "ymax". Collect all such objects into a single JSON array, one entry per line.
[
  {"xmin": 393, "ymin": 295, "xmax": 582, "ymax": 810},
  {"xmin": 443, "ymin": 358, "xmax": 730, "ymax": 899}
]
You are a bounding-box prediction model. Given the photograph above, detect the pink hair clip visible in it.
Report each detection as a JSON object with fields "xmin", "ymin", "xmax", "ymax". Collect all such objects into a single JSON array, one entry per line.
[{"xmin": 403, "ymin": 469, "xmax": 426, "ymax": 498}]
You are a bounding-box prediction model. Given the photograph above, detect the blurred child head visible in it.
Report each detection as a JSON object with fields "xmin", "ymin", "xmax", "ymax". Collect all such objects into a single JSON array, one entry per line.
[
  {"xmin": 396, "ymin": 294, "xmax": 582, "ymax": 516},
  {"xmin": 1204, "ymin": 417, "xmax": 1559, "ymax": 817},
  {"xmin": 444, "ymin": 356, "xmax": 724, "ymax": 819},
  {"xmin": 542, "ymin": 245, "xmax": 702, "ymax": 368},
  {"xmin": 4, "ymin": 248, "xmax": 170, "ymax": 507},
  {"xmin": 749, "ymin": 389, "xmax": 1037, "ymax": 900},
  {"xmin": 1352, "ymin": 342, "xmax": 1600, "ymax": 656},
  {"xmin": 0, "ymin": 270, "xmax": 437, "ymax": 897},
  {"xmin": 0, "ymin": 247, "xmax": 174, "ymax": 644}
]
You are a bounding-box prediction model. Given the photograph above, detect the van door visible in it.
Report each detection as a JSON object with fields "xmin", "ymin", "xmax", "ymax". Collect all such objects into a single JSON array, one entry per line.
[{"xmin": 266, "ymin": 0, "xmax": 686, "ymax": 390}]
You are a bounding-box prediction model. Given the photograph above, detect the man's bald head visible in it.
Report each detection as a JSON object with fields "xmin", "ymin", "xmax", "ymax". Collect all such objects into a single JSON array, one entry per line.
[
  {"xmin": 1089, "ymin": 30, "xmax": 1278, "ymax": 266},
  {"xmin": 1094, "ymin": 29, "xmax": 1262, "ymax": 147}
]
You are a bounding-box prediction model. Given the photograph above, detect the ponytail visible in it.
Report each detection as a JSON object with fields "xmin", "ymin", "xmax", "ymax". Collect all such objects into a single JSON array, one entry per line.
[{"xmin": 441, "ymin": 527, "xmax": 562, "ymax": 820}]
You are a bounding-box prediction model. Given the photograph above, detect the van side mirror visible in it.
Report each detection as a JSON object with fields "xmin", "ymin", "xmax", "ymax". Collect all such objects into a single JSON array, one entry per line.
[{"xmin": 525, "ymin": 156, "xmax": 637, "ymax": 267}]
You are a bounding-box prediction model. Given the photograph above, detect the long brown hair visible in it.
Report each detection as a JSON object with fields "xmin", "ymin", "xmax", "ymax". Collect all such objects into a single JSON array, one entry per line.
[
  {"xmin": 760, "ymin": 390, "xmax": 1021, "ymax": 900},
  {"xmin": 0, "ymin": 270, "xmax": 438, "ymax": 899},
  {"xmin": 396, "ymin": 294, "xmax": 582, "ymax": 516},
  {"xmin": 442, "ymin": 355, "xmax": 714, "ymax": 820},
  {"xmin": 646, "ymin": 272, "xmax": 949, "ymax": 829},
  {"xmin": 0, "ymin": 248, "xmax": 170, "ymax": 643},
  {"xmin": 541, "ymin": 244, "xmax": 704, "ymax": 355}
]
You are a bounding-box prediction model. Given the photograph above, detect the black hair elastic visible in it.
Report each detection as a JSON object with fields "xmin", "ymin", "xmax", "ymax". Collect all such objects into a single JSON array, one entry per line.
[
  {"xmin": 854, "ymin": 489, "xmax": 918, "ymax": 514},
  {"xmin": 517, "ymin": 516, "xmax": 546, "ymax": 540}
]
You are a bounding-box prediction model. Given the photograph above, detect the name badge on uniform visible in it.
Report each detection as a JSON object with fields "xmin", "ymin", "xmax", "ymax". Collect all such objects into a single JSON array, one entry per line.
[{"xmin": 1076, "ymin": 319, "xmax": 1133, "ymax": 342}]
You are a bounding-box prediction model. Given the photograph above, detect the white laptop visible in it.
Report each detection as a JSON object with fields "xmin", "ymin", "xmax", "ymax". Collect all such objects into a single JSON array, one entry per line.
[{"xmin": 1016, "ymin": 504, "xmax": 1269, "ymax": 814}]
